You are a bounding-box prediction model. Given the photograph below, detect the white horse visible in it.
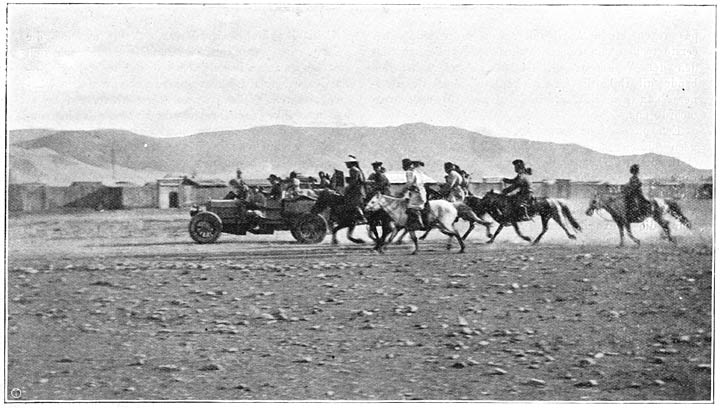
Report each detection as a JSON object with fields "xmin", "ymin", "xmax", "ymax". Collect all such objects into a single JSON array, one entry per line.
[{"xmin": 365, "ymin": 193, "xmax": 465, "ymax": 255}]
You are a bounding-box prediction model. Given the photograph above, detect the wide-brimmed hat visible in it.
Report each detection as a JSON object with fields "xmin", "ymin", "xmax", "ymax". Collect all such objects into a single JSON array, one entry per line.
[
  {"xmin": 371, "ymin": 161, "xmax": 383, "ymax": 167},
  {"xmin": 345, "ymin": 154, "xmax": 359, "ymax": 163}
]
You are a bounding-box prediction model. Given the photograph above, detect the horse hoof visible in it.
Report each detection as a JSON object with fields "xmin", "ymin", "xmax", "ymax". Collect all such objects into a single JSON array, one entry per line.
[
  {"xmin": 458, "ymin": 249, "xmax": 465, "ymax": 254},
  {"xmin": 487, "ymin": 240, "xmax": 494, "ymax": 244},
  {"xmin": 569, "ymin": 235, "xmax": 577, "ymax": 240}
]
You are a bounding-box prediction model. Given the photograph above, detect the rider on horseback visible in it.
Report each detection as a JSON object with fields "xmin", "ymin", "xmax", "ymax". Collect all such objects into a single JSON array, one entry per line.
[
  {"xmin": 622, "ymin": 164, "xmax": 652, "ymax": 221},
  {"xmin": 399, "ymin": 158, "xmax": 427, "ymax": 230},
  {"xmin": 442, "ymin": 162, "xmax": 466, "ymax": 203},
  {"xmin": 502, "ymin": 159, "xmax": 534, "ymax": 221},
  {"xmin": 344, "ymin": 155, "xmax": 368, "ymax": 224},
  {"xmin": 367, "ymin": 161, "xmax": 391, "ymax": 196}
]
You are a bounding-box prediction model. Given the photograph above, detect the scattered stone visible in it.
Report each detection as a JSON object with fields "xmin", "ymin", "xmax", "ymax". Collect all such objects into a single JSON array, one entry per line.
[
  {"xmin": 697, "ymin": 364, "xmax": 711, "ymax": 370},
  {"xmin": 259, "ymin": 313, "xmax": 275, "ymax": 320},
  {"xmin": 295, "ymin": 356, "xmax": 313, "ymax": 363},
  {"xmin": 57, "ymin": 357, "xmax": 74, "ymax": 363},
  {"xmin": 458, "ymin": 316, "xmax": 469, "ymax": 327},
  {"xmin": 525, "ymin": 378, "xmax": 546, "ymax": 386},
  {"xmin": 491, "ymin": 368, "xmax": 507, "ymax": 375},
  {"xmin": 654, "ymin": 379, "xmax": 666, "ymax": 386},
  {"xmin": 575, "ymin": 379, "xmax": 598, "ymax": 387},
  {"xmin": 200, "ymin": 363, "xmax": 223, "ymax": 371},
  {"xmin": 578, "ymin": 358, "xmax": 596, "ymax": 367},
  {"xmin": 452, "ymin": 361, "xmax": 468, "ymax": 369},
  {"xmin": 157, "ymin": 364, "xmax": 183, "ymax": 372}
]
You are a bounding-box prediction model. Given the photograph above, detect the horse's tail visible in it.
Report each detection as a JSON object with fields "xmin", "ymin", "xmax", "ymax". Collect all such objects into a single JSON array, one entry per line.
[
  {"xmin": 665, "ymin": 200, "xmax": 692, "ymax": 229},
  {"xmin": 556, "ymin": 199, "xmax": 582, "ymax": 232}
]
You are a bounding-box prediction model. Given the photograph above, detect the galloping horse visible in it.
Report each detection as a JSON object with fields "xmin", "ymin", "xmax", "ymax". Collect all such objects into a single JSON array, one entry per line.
[
  {"xmin": 469, "ymin": 190, "xmax": 582, "ymax": 245},
  {"xmin": 365, "ymin": 193, "xmax": 465, "ymax": 254},
  {"xmin": 585, "ymin": 193, "xmax": 691, "ymax": 247},
  {"xmin": 424, "ymin": 185, "xmax": 494, "ymax": 239},
  {"xmin": 310, "ymin": 189, "xmax": 394, "ymax": 251}
]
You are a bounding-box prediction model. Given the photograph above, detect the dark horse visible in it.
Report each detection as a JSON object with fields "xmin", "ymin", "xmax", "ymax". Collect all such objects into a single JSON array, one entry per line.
[
  {"xmin": 468, "ymin": 190, "xmax": 582, "ymax": 245},
  {"xmin": 585, "ymin": 193, "xmax": 691, "ymax": 247},
  {"xmin": 310, "ymin": 189, "xmax": 394, "ymax": 251}
]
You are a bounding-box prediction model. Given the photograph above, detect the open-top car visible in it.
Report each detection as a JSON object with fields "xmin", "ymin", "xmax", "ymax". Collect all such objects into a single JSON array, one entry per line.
[{"xmin": 188, "ymin": 196, "xmax": 328, "ymax": 244}]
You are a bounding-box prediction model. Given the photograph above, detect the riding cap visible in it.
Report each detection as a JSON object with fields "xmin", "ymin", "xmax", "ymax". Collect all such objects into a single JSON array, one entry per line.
[
  {"xmin": 630, "ymin": 164, "xmax": 639, "ymax": 174},
  {"xmin": 268, "ymin": 174, "xmax": 278, "ymax": 181},
  {"xmin": 444, "ymin": 162, "xmax": 454, "ymax": 169},
  {"xmin": 401, "ymin": 158, "xmax": 413, "ymax": 168},
  {"xmin": 289, "ymin": 171, "xmax": 298, "ymax": 178},
  {"xmin": 512, "ymin": 159, "xmax": 525, "ymax": 168}
]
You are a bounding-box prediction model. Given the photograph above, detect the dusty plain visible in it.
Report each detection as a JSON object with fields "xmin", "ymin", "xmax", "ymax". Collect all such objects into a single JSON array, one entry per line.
[{"xmin": 5, "ymin": 199, "xmax": 713, "ymax": 401}]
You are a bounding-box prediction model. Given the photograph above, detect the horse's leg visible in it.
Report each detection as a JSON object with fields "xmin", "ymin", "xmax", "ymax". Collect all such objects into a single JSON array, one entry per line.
[
  {"xmin": 512, "ymin": 222, "xmax": 532, "ymax": 242},
  {"xmin": 395, "ymin": 229, "xmax": 408, "ymax": 245},
  {"xmin": 532, "ymin": 216, "xmax": 551, "ymax": 245},
  {"xmin": 346, "ymin": 224, "xmax": 365, "ymax": 244},
  {"xmin": 654, "ymin": 211, "xmax": 675, "ymax": 244},
  {"xmin": 409, "ymin": 230, "xmax": 419, "ymax": 255},
  {"xmin": 331, "ymin": 225, "xmax": 340, "ymax": 245},
  {"xmin": 461, "ymin": 222, "xmax": 475, "ymax": 241},
  {"xmin": 419, "ymin": 227, "xmax": 432, "ymax": 241},
  {"xmin": 616, "ymin": 221, "xmax": 625, "ymax": 247},
  {"xmin": 437, "ymin": 224, "xmax": 465, "ymax": 253},
  {"xmin": 488, "ymin": 225, "xmax": 504, "ymax": 244},
  {"xmin": 625, "ymin": 222, "xmax": 641, "ymax": 246},
  {"xmin": 550, "ymin": 208, "xmax": 577, "ymax": 240}
]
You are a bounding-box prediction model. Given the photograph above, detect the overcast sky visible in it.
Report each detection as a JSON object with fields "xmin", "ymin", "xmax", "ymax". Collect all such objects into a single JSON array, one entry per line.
[{"xmin": 7, "ymin": 4, "xmax": 716, "ymax": 169}]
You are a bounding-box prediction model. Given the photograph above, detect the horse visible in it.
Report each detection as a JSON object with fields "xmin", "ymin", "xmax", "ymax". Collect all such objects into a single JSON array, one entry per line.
[
  {"xmin": 365, "ymin": 193, "xmax": 465, "ymax": 255},
  {"xmin": 310, "ymin": 189, "xmax": 394, "ymax": 251},
  {"xmin": 469, "ymin": 190, "xmax": 582, "ymax": 245},
  {"xmin": 585, "ymin": 193, "xmax": 691, "ymax": 247},
  {"xmin": 425, "ymin": 185, "xmax": 494, "ymax": 239}
]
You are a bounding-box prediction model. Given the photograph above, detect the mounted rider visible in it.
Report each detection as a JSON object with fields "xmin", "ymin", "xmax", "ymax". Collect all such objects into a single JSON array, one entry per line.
[
  {"xmin": 442, "ymin": 162, "xmax": 466, "ymax": 203},
  {"xmin": 398, "ymin": 158, "xmax": 428, "ymax": 230},
  {"xmin": 502, "ymin": 159, "xmax": 534, "ymax": 221},
  {"xmin": 367, "ymin": 161, "xmax": 391, "ymax": 196},
  {"xmin": 459, "ymin": 169, "xmax": 472, "ymax": 197},
  {"xmin": 622, "ymin": 164, "xmax": 652, "ymax": 220},
  {"xmin": 344, "ymin": 155, "xmax": 368, "ymax": 224}
]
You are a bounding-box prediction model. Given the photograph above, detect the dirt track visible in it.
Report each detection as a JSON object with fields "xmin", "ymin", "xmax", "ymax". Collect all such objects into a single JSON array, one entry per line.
[{"xmin": 5, "ymin": 200, "xmax": 713, "ymax": 401}]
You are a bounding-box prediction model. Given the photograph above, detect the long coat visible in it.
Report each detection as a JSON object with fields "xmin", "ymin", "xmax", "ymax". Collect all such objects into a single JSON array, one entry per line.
[
  {"xmin": 444, "ymin": 170, "xmax": 466, "ymax": 202},
  {"xmin": 367, "ymin": 171, "xmax": 391, "ymax": 196},
  {"xmin": 502, "ymin": 173, "xmax": 533, "ymax": 202},
  {"xmin": 345, "ymin": 165, "xmax": 366, "ymax": 206},
  {"xmin": 401, "ymin": 169, "xmax": 427, "ymax": 209}
]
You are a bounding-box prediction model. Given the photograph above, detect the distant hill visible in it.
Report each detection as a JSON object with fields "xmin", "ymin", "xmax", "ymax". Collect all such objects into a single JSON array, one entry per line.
[{"xmin": 10, "ymin": 123, "xmax": 712, "ymax": 186}]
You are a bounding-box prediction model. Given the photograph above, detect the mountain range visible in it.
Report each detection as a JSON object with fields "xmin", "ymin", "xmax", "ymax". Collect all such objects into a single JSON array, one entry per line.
[{"xmin": 8, "ymin": 123, "xmax": 712, "ymax": 186}]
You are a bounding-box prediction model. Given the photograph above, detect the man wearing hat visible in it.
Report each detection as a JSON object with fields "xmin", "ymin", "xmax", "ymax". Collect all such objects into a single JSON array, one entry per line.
[
  {"xmin": 226, "ymin": 168, "xmax": 251, "ymax": 222},
  {"xmin": 266, "ymin": 174, "xmax": 283, "ymax": 200},
  {"xmin": 367, "ymin": 161, "xmax": 391, "ymax": 197},
  {"xmin": 227, "ymin": 168, "xmax": 250, "ymax": 201},
  {"xmin": 622, "ymin": 164, "xmax": 651, "ymax": 220},
  {"xmin": 398, "ymin": 158, "xmax": 427, "ymax": 229},
  {"xmin": 344, "ymin": 155, "xmax": 368, "ymax": 223},
  {"xmin": 502, "ymin": 159, "xmax": 534, "ymax": 221}
]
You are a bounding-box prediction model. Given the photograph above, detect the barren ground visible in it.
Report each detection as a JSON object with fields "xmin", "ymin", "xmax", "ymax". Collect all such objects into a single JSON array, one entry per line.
[{"xmin": 5, "ymin": 199, "xmax": 713, "ymax": 401}]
